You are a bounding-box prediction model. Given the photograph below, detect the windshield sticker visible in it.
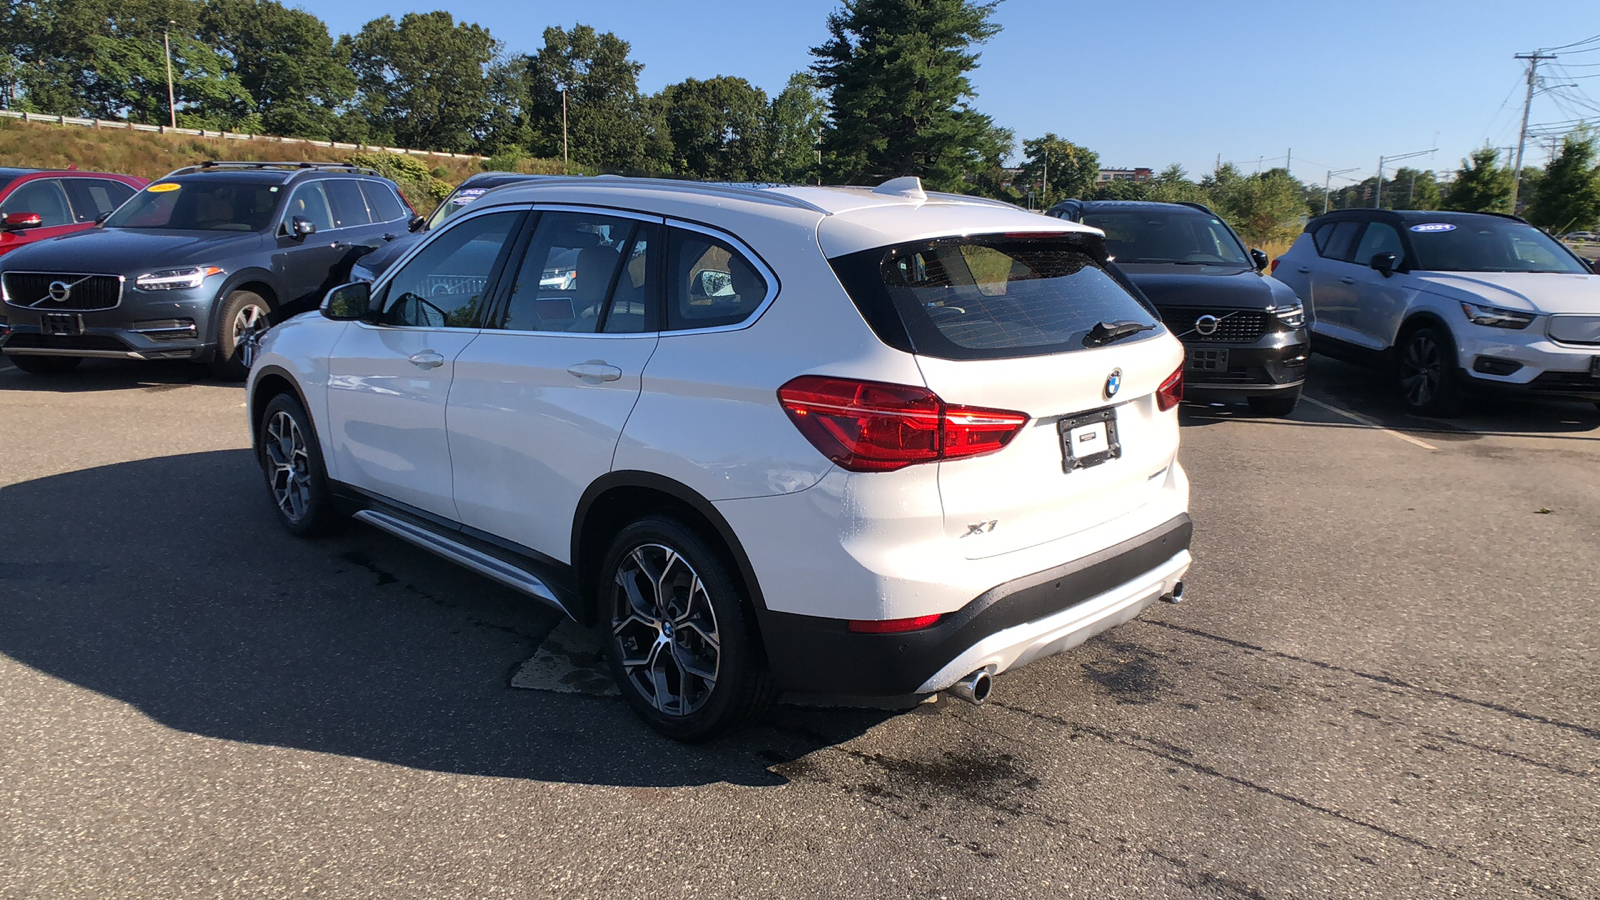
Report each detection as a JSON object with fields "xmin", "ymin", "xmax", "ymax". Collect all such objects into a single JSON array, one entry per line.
[
  {"xmin": 147, "ymin": 183, "xmax": 181, "ymax": 193},
  {"xmin": 1410, "ymin": 223, "xmax": 1456, "ymax": 233},
  {"xmin": 450, "ymin": 189, "xmax": 488, "ymax": 206}
]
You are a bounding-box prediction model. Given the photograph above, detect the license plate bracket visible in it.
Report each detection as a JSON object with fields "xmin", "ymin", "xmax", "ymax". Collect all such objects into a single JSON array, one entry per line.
[
  {"xmin": 1189, "ymin": 348, "xmax": 1228, "ymax": 372},
  {"xmin": 1059, "ymin": 407, "xmax": 1122, "ymax": 473},
  {"xmin": 42, "ymin": 313, "xmax": 83, "ymax": 336}
]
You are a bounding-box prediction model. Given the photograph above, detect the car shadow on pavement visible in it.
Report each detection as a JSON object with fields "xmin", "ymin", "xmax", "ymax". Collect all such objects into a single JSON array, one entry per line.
[
  {"xmin": 0, "ymin": 358, "xmax": 229, "ymax": 393},
  {"xmin": 0, "ymin": 450, "xmax": 893, "ymax": 787}
]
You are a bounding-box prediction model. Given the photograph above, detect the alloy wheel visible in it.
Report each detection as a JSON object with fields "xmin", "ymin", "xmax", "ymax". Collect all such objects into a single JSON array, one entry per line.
[
  {"xmin": 263, "ymin": 410, "xmax": 312, "ymax": 523},
  {"xmin": 611, "ymin": 543, "xmax": 722, "ymax": 716},
  {"xmin": 1400, "ymin": 332, "xmax": 1441, "ymax": 409},
  {"xmin": 233, "ymin": 303, "xmax": 268, "ymax": 368}
]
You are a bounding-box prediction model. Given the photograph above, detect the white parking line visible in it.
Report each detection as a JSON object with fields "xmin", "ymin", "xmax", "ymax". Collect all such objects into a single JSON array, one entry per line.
[{"xmin": 1300, "ymin": 394, "xmax": 1439, "ymax": 451}]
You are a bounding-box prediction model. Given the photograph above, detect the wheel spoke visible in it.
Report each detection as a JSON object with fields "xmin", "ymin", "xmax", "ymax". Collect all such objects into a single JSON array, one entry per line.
[{"xmin": 607, "ymin": 541, "xmax": 723, "ymax": 718}]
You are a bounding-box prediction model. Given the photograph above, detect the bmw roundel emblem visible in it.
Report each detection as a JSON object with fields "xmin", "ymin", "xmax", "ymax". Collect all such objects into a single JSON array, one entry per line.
[{"xmin": 1104, "ymin": 369, "xmax": 1122, "ymax": 400}]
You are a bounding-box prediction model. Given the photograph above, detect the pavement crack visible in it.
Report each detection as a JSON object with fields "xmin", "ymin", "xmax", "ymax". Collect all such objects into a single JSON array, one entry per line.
[{"xmin": 1145, "ymin": 620, "xmax": 1600, "ymax": 742}]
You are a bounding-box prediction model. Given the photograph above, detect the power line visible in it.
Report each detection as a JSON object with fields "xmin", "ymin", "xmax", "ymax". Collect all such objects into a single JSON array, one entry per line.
[{"xmin": 1540, "ymin": 33, "xmax": 1600, "ymax": 52}]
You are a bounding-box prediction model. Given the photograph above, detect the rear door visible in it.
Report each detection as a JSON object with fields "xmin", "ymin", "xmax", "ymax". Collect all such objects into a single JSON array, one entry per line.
[
  {"xmin": 446, "ymin": 208, "xmax": 661, "ymax": 560},
  {"xmin": 861, "ymin": 237, "xmax": 1183, "ymax": 559},
  {"xmin": 325, "ymin": 208, "xmax": 524, "ymax": 519},
  {"xmin": 1305, "ymin": 219, "xmax": 1371, "ymax": 345}
]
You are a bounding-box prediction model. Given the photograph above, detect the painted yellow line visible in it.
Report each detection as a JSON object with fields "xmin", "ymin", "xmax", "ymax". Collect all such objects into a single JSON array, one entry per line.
[{"xmin": 1301, "ymin": 394, "xmax": 1439, "ymax": 451}]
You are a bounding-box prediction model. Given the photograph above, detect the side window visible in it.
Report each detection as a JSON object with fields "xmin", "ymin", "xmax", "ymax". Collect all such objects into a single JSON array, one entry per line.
[
  {"xmin": 284, "ymin": 183, "xmax": 335, "ymax": 233},
  {"xmin": 360, "ymin": 181, "xmax": 407, "ymax": 223},
  {"xmin": 1352, "ymin": 223, "xmax": 1405, "ymax": 268},
  {"xmin": 666, "ymin": 229, "xmax": 769, "ymax": 331},
  {"xmin": 324, "ymin": 179, "xmax": 372, "ymax": 229},
  {"xmin": 378, "ymin": 211, "xmax": 520, "ymax": 328},
  {"xmin": 1316, "ymin": 220, "xmax": 1362, "ymax": 262},
  {"xmin": 496, "ymin": 211, "xmax": 656, "ymax": 334},
  {"xmin": 1, "ymin": 179, "xmax": 73, "ymax": 227},
  {"xmin": 63, "ymin": 179, "xmax": 136, "ymax": 222}
]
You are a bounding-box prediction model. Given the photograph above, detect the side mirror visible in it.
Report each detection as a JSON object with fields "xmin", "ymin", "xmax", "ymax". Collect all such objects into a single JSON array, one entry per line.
[
  {"xmin": 321, "ymin": 281, "xmax": 373, "ymax": 321},
  {"xmin": 407, "ymin": 215, "xmax": 426, "ymax": 233},
  {"xmin": 290, "ymin": 215, "xmax": 317, "ymax": 240},
  {"xmin": 1250, "ymin": 248, "xmax": 1269, "ymax": 272},
  {"xmin": 1369, "ymin": 252, "xmax": 1398, "ymax": 277},
  {"xmin": 2, "ymin": 211, "xmax": 43, "ymax": 232}
]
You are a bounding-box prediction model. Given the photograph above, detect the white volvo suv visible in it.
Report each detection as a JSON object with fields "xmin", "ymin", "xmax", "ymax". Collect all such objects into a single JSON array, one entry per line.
[{"xmin": 246, "ymin": 176, "xmax": 1193, "ymax": 740}]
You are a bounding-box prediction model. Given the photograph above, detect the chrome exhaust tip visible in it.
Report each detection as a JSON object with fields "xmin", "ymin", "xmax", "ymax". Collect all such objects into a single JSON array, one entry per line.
[
  {"xmin": 1161, "ymin": 581, "xmax": 1186, "ymax": 603},
  {"xmin": 947, "ymin": 668, "xmax": 994, "ymax": 706}
]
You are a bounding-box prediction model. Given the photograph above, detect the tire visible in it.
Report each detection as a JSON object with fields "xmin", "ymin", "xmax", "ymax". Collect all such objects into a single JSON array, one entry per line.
[
  {"xmin": 208, "ymin": 290, "xmax": 272, "ymax": 381},
  {"xmin": 1247, "ymin": 392, "xmax": 1300, "ymax": 418},
  {"xmin": 1396, "ymin": 325, "xmax": 1465, "ymax": 417},
  {"xmin": 600, "ymin": 516, "xmax": 778, "ymax": 742},
  {"xmin": 256, "ymin": 393, "xmax": 342, "ymax": 537},
  {"xmin": 5, "ymin": 354, "xmax": 82, "ymax": 375}
]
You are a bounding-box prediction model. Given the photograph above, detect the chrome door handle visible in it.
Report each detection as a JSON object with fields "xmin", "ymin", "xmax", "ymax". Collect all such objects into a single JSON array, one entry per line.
[
  {"xmin": 331, "ymin": 240, "xmax": 349, "ymax": 250},
  {"xmin": 567, "ymin": 361, "xmax": 623, "ymax": 382},
  {"xmin": 408, "ymin": 351, "xmax": 445, "ymax": 369},
  {"xmin": 1297, "ymin": 266, "xmax": 1311, "ymax": 274},
  {"xmin": 1339, "ymin": 276, "xmax": 1356, "ymax": 284}
]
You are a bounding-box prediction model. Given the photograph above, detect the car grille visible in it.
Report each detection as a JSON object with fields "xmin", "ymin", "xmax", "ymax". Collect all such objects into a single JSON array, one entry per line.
[
  {"xmin": 4, "ymin": 332, "xmax": 130, "ymax": 352},
  {"xmin": 1157, "ymin": 307, "xmax": 1267, "ymax": 342},
  {"xmin": 2, "ymin": 272, "xmax": 124, "ymax": 311},
  {"xmin": 1547, "ymin": 315, "xmax": 1600, "ymax": 345}
]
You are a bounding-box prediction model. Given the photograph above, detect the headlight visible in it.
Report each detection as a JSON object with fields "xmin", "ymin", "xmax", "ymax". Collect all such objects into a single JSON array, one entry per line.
[
  {"xmin": 134, "ymin": 266, "xmax": 224, "ymax": 291},
  {"xmin": 1459, "ymin": 301, "xmax": 1534, "ymax": 330},
  {"xmin": 1271, "ymin": 302, "xmax": 1305, "ymax": 328}
]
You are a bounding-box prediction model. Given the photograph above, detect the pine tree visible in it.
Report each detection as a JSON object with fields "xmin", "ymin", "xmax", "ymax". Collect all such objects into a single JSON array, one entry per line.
[
  {"xmin": 811, "ymin": 0, "xmax": 1002, "ymax": 191},
  {"xmin": 1524, "ymin": 130, "xmax": 1600, "ymax": 233}
]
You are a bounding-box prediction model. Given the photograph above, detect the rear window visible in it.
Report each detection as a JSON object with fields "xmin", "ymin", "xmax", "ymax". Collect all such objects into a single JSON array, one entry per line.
[
  {"xmin": 360, "ymin": 181, "xmax": 407, "ymax": 223},
  {"xmin": 830, "ymin": 235, "xmax": 1160, "ymax": 360}
]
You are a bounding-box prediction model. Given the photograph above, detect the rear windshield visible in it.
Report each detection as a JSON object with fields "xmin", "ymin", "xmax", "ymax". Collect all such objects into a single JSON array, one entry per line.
[
  {"xmin": 104, "ymin": 179, "xmax": 282, "ymax": 232},
  {"xmin": 830, "ymin": 235, "xmax": 1161, "ymax": 360}
]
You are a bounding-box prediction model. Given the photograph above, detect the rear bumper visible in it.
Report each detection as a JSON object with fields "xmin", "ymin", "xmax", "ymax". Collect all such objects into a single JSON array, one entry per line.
[{"xmin": 756, "ymin": 513, "xmax": 1193, "ymax": 696}]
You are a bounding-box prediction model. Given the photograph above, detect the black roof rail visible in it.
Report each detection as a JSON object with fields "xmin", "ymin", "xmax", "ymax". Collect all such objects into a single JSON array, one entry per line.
[{"xmin": 159, "ymin": 161, "xmax": 382, "ymax": 179}]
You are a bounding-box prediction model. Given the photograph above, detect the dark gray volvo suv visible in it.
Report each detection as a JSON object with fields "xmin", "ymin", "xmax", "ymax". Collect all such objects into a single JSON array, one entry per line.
[{"xmin": 0, "ymin": 161, "xmax": 413, "ymax": 379}]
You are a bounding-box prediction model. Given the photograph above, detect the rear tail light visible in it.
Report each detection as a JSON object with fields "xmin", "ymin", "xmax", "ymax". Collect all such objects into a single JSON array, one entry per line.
[
  {"xmin": 1269, "ymin": 258, "xmax": 1281, "ymax": 274},
  {"xmin": 1157, "ymin": 365, "xmax": 1184, "ymax": 412},
  {"xmin": 849, "ymin": 614, "xmax": 943, "ymax": 633},
  {"xmin": 777, "ymin": 375, "xmax": 1028, "ymax": 472}
]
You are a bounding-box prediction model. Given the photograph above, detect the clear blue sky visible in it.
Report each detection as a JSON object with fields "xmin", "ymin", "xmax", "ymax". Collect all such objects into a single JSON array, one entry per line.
[{"xmin": 314, "ymin": 0, "xmax": 1600, "ymax": 187}]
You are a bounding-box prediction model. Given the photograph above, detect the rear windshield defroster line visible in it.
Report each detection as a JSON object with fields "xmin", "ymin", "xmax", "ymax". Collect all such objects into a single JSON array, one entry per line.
[{"xmin": 828, "ymin": 233, "xmax": 1161, "ymax": 361}]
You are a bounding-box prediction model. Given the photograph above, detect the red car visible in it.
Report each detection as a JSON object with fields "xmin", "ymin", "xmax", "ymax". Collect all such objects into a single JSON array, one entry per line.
[{"xmin": 0, "ymin": 168, "xmax": 150, "ymax": 257}]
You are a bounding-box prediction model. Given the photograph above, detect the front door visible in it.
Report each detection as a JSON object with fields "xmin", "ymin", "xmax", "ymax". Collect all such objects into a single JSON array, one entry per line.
[
  {"xmin": 447, "ymin": 209, "xmax": 661, "ymax": 561},
  {"xmin": 324, "ymin": 208, "xmax": 524, "ymax": 519}
]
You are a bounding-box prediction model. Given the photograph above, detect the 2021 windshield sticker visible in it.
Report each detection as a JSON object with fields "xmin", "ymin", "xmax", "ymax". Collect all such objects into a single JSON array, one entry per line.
[{"xmin": 1409, "ymin": 223, "xmax": 1456, "ymax": 233}]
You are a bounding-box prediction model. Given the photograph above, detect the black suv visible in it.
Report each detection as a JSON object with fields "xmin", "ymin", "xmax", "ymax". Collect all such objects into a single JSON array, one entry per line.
[
  {"xmin": 1047, "ymin": 200, "xmax": 1310, "ymax": 416},
  {"xmin": 0, "ymin": 161, "xmax": 413, "ymax": 379}
]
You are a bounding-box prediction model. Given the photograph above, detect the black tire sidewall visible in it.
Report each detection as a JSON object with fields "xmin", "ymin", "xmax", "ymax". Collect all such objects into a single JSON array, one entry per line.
[
  {"xmin": 256, "ymin": 392, "xmax": 339, "ymax": 537},
  {"xmin": 1399, "ymin": 325, "xmax": 1464, "ymax": 416},
  {"xmin": 210, "ymin": 290, "xmax": 271, "ymax": 381},
  {"xmin": 598, "ymin": 516, "xmax": 772, "ymax": 742}
]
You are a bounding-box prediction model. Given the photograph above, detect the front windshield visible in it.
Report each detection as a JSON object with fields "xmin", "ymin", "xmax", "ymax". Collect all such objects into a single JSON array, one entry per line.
[
  {"xmin": 104, "ymin": 180, "xmax": 282, "ymax": 232},
  {"xmin": 425, "ymin": 186, "xmax": 491, "ymax": 230},
  {"xmin": 1405, "ymin": 219, "xmax": 1591, "ymax": 274},
  {"xmin": 1080, "ymin": 210, "xmax": 1251, "ymax": 266}
]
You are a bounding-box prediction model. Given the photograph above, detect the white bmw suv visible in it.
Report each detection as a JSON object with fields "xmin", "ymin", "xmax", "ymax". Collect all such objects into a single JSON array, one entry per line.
[{"xmin": 247, "ymin": 176, "xmax": 1193, "ymax": 740}]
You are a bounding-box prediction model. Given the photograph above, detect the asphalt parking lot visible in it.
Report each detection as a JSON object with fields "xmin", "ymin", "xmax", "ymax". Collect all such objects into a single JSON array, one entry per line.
[{"xmin": 2, "ymin": 355, "xmax": 1597, "ymax": 899}]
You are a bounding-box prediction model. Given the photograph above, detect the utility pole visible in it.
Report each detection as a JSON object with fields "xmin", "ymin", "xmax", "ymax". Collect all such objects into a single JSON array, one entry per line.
[
  {"xmin": 1286, "ymin": 148, "xmax": 1291, "ymax": 178},
  {"xmin": 1376, "ymin": 148, "xmax": 1436, "ymax": 209},
  {"xmin": 1512, "ymin": 51, "xmax": 1557, "ymax": 209},
  {"xmin": 1042, "ymin": 152, "xmax": 1048, "ymax": 204},
  {"xmin": 561, "ymin": 88, "xmax": 568, "ymax": 175},
  {"xmin": 163, "ymin": 24, "xmax": 177, "ymax": 129},
  {"xmin": 1325, "ymin": 167, "xmax": 1359, "ymax": 214}
]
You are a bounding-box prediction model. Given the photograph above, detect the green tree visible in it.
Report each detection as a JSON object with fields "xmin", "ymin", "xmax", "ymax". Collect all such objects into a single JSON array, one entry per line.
[
  {"xmin": 201, "ymin": 0, "xmax": 352, "ymax": 139},
  {"xmin": 763, "ymin": 72, "xmax": 826, "ymax": 183},
  {"xmin": 1146, "ymin": 164, "xmax": 1209, "ymax": 205},
  {"xmin": 1525, "ymin": 130, "xmax": 1600, "ymax": 233},
  {"xmin": 1204, "ymin": 165, "xmax": 1306, "ymax": 247},
  {"xmin": 656, "ymin": 76, "xmax": 769, "ymax": 181},
  {"xmin": 526, "ymin": 24, "xmax": 654, "ymax": 172},
  {"xmin": 1443, "ymin": 146, "xmax": 1513, "ymax": 214},
  {"xmin": 1093, "ymin": 178, "xmax": 1152, "ymax": 201},
  {"xmin": 811, "ymin": 0, "xmax": 1003, "ymax": 190},
  {"xmin": 341, "ymin": 12, "xmax": 498, "ymax": 152},
  {"xmin": 1384, "ymin": 167, "xmax": 1440, "ymax": 210},
  {"xmin": 1015, "ymin": 133, "xmax": 1097, "ymax": 208}
]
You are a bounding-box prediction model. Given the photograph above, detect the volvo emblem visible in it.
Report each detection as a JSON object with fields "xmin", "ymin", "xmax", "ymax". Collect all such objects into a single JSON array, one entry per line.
[
  {"xmin": 1104, "ymin": 368, "xmax": 1122, "ymax": 400},
  {"xmin": 47, "ymin": 280, "xmax": 72, "ymax": 303},
  {"xmin": 1195, "ymin": 315, "xmax": 1220, "ymax": 336}
]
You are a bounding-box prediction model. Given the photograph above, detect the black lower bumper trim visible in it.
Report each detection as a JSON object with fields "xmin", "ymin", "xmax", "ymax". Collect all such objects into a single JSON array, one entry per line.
[{"xmin": 756, "ymin": 513, "xmax": 1193, "ymax": 696}]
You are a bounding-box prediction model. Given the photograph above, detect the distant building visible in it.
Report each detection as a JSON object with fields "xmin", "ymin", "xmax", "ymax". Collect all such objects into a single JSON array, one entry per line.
[{"xmin": 1097, "ymin": 167, "xmax": 1153, "ymax": 184}]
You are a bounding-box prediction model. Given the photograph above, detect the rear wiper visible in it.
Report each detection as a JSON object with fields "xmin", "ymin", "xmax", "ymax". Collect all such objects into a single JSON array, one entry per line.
[{"xmin": 1083, "ymin": 320, "xmax": 1157, "ymax": 347}]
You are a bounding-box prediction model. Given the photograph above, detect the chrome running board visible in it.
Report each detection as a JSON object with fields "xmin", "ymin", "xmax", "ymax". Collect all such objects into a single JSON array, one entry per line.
[{"xmin": 352, "ymin": 509, "xmax": 566, "ymax": 611}]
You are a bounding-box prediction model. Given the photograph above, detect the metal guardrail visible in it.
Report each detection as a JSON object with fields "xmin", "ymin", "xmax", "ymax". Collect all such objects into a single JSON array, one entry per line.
[{"xmin": 0, "ymin": 108, "xmax": 489, "ymax": 161}]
